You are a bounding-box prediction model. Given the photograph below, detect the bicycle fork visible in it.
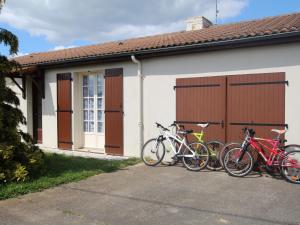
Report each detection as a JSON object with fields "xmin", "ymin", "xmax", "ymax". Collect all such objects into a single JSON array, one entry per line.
[
  {"xmin": 152, "ymin": 135, "xmax": 165, "ymax": 153},
  {"xmin": 237, "ymin": 141, "xmax": 250, "ymax": 163}
]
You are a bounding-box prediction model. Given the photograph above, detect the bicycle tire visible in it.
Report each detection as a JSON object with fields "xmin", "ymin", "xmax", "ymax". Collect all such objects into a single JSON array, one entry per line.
[
  {"xmin": 219, "ymin": 142, "xmax": 242, "ymax": 168},
  {"xmin": 284, "ymin": 145, "xmax": 300, "ymax": 153},
  {"xmin": 206, "ymin": 141, "xmax": 224, "ymax": 171},
  {"xmin": 141, "ymin": 138, "xmax": 165, "ymax": 166},
  {"xmin": 223, "ymin": 147, "xmax": 254, "ymax": 177},
  {"xmin": 265, "ymin": 145, "xmax": 300, "ymax": 177},
  {"xmin": 161, "ymin": 137, "xmax": 181, "ymax": 166},
  {"xmin": 281, "ymin": 150, "xmax": 300, "ymax": 184},
  {"xmin": 182, "ymin": 142, "xmax": 210, "ymax": 171}
]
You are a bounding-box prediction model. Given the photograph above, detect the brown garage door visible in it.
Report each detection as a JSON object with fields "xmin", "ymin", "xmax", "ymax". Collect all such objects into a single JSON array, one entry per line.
[
  {"xmin": 104, "ymin": 68, "xmax": 124, "ymax": 155},
  {"xmin": 57, "ymin": 73, "xmax": 73, "ymax": 149},
  {"xmin": 227, "ymin": 72, "xmax": 287, "ymax": 142},
  {"xmin": 176, "ymin": 73, "xmax": 287, "ymax": 142},
  {"xmin": 175, "ymin": 76, "xmax": 226, "ymax": 142}
]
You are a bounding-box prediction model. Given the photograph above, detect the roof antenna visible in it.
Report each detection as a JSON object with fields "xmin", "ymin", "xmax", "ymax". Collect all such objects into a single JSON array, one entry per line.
[{"xmin": 215, "ymin": 0, "xmax": 219, "ymax": 25}]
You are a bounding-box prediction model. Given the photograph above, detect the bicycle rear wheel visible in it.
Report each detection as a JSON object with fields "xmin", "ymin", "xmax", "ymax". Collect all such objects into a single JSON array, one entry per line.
[
  {"xmin": 161, "ymin": 137, "xmax": 180, "ymax": 166},
  {"xmin": 141, "ymin": 138, "xmax": 165, "ymax": 166},
  {"xmin": 223, "ymin": 147, "xmax": 254, "ymax": 177},
  {"xmin": 182, "ymin": 142, "xmax": 209, "ymax": 171},
  {"xmin": 206, "ymin": 141, "xmax": 224, "ymax": 171},
  {"xmin": 281, "ymin": 150, "xmax": 300, "ymax": 184}
]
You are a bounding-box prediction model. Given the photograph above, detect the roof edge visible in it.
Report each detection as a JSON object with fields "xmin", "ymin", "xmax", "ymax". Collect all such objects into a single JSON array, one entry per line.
[{"xmin": 23, "ymin": 30, "xmax": 300, "ymax": 68}]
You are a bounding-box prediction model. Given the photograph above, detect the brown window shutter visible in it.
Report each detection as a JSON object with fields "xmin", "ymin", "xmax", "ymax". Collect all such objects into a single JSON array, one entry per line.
[
  {"xmin": 57, "ymin": 73, "xmax": 73, "ymax": 149},
  {"xmin": 104, "ymin": 68, "xmax": 124, "ymax": 156}
]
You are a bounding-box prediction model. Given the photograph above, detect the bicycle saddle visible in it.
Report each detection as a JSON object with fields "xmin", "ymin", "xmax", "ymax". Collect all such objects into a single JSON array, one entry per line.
[
  {"xmin": 271, "ymin": 129, "xmax": 286, "ymax": 135},
  {"xmin": 197, "ymin": 123, "xmax": 209, "ymax": 128},
  {"xmin": 178, "ymin": 130, "xmax": 193, "ymax": 135}
]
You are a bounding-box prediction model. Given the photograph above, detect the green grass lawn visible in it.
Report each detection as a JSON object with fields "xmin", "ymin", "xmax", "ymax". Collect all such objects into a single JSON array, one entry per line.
[{"xmin": 0, "ymin": 153, "xmax": 140, "ymax": 200}]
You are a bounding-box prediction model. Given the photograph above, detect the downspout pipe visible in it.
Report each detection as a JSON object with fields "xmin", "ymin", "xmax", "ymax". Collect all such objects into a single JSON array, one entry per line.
[{"xmin": 131, "ymin": 55, "xmax": 144, "ymax": 151}]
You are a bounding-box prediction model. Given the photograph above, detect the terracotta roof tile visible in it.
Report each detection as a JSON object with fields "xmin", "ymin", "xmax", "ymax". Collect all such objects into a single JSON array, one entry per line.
[{"xmin": 14, "ymin": 12, "xmax": 300, "ymax": 66}]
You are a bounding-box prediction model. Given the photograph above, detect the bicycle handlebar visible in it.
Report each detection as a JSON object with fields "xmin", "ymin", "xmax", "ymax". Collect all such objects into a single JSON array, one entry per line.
[
  {"xmin": 155, "ymin": 122, "xmax": 170, "ymax": 131},
  {"xmin": 171, "ymin": 122, "xmax": 185, "ymax": 130},
  {"xmin": 169, "ymin": 123, "xmax": 177, "ymax": 128},
  {"xmin": 242, "ymin": 127, "xmax": 255, "ymax": 138},
  {"xmin": 242, "ymin": 127, "xmax": 287, "ymax": 144}
]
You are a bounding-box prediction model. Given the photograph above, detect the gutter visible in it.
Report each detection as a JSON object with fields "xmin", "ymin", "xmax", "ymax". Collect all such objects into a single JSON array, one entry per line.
[
  {"xmin": 24, "ymin": 30, "xmax": 300, "ymax": 68},
  {"xmin": 131, "ymin": 55, "xmax": 144, "ymax": 152}
]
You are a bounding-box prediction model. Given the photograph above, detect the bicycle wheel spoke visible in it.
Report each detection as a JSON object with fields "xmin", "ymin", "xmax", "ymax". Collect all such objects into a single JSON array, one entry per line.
[
  {"xmin": 182, "ymin": 142, "xmax": 210, "ymax": 171},
  {"xmin": 141, "ymin": 139, "xmax": 165, "ymax": 166},
  {"xmin": 281, "ymin": 151, "xmax": 300, "ymax": 183},
  {"xmin": 224, "ymin": 148, "xmax": 253, "ymax": 177},
  {"xmin": 206, "ymin": 141, "xmax": 224, "ymax": 171}
]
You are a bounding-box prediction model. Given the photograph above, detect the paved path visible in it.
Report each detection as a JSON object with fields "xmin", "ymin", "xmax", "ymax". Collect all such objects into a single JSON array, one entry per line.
[{"xmin": 0, "ymin": 164, "xmax": 299, "ymax": 225}]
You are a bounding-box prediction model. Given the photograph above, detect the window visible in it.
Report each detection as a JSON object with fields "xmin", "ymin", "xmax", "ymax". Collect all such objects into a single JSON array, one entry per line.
[
  {"xmin": 97, "ymin": 75, "xmax": 104, "ymax": 133},
  {"xmin": 83, "ymin": 75, "xmax": 94, "ymax": 132},
  {"xmin": 83, "ymin": 74, "xmax": 104, "ymax": 133}
]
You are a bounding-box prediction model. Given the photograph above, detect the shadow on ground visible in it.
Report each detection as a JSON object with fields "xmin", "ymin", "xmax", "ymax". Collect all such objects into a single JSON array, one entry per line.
[{"xmin": 43, "ymin": 153, "xmax": 139, "ymax": 177}]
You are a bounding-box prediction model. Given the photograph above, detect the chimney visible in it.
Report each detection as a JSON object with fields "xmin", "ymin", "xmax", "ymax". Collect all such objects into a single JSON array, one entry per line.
[{"xmin": 186, "ymin": 16, "xmax": 213, "ymax": 31}]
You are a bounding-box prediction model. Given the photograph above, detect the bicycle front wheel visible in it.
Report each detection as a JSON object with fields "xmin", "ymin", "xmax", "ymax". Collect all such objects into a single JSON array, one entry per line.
[
  {"xmin": 223, "ymin": 148, "xmax": 254, "ymax": 177},
  {"xmin": 219, "ymin": 142, "xmax": 242, "ymax": 168},
  {"xmin": 182, "ymin": 142, "xmax": 210, "ymax": 171},
  {"xmin": 281, "ymin": 150, "xmax": 300, "ymax": 184},
  {"xmin": 141, "ymin": 138, "xmax": 165, "ymax": 166}
]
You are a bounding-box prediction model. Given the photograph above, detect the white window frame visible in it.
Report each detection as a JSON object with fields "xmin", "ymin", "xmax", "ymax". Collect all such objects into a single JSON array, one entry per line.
[
  {"xmin": 82, "ymin": 73, "xmax": 105, "ymax": 135},
  {"xmin": 96, "ymin": 74, "xmax": 105, "ymax": 134}
]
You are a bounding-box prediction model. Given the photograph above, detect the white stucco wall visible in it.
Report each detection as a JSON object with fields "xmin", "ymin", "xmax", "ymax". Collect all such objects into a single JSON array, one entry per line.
[
  {"xmin": 41, "ymin": 63, "xmax": 138, "ymax": 154},
  {"xmin": 35, "ymin": 42, "xmax": 300, "ymax": 157},
  {"xmin": 141, "ymin": 43, "xmax": 300, "ymax": 150}
]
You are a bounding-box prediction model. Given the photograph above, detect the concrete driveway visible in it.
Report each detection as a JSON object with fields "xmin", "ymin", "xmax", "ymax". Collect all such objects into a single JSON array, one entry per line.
[{"xmin": 0, "ymin": 163, "xmax": 299, "ymax": 225}]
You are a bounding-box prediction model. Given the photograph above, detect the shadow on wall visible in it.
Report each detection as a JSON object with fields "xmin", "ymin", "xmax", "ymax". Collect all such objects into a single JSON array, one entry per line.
[
  {"xmin": 43, "ymin": 81, "xmax": 55, "ymax": 116},
  {"xmin": 142, "ymin": 43, "xmax": 300, "ymax": 76}
]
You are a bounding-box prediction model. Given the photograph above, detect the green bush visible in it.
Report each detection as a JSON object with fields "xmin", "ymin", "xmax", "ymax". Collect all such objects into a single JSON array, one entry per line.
[
  {"xmin": 0, "ymin": 135, "xmax": 45, "ymax": 183},
  {"xmin": 0, "ymin": 60, "xmax": 45, "ymax": 184}
]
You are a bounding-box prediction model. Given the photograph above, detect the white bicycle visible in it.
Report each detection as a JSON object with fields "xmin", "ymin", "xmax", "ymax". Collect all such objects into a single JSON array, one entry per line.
[{"xmin": 141, "ymin": 122, "xmax": 210, "ymax": 171}]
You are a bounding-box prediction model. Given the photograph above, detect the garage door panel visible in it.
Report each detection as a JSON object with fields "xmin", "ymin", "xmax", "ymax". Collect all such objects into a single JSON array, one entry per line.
[
  {"xmin": 227, "ymin": 73, "xmax": 286, "ymax": 142},
  {"xmin": 227, "ymin": 86, "xmax": 284, "ymax": 123},
  {"xmin": 176, "ymin": 76, "xmax": 226, "ymax": 142},
  {"xmin": 176, "ymin": 73, "xmax": 286, "ymax": 143}
]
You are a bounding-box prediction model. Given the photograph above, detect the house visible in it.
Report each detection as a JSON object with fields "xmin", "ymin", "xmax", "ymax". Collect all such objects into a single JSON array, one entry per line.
[{"xmin": 7, "ymin": 12, "xmax": 300, "ymax": 157}]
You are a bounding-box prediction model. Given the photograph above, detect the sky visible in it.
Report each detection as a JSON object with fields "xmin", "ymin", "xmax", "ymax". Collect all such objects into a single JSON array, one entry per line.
[{"xmin": 0, "ymin": 0, "xmax": 300, "ymax": 57}]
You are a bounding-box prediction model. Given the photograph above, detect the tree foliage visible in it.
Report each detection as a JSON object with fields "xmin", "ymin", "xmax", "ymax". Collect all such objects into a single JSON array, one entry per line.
[
  {"xmin": 0, "ymin": 0, "xmax": 44, "ymax": 183},
  {"xmin": 0, "ymin": 28, "xmax": 19, "ymax": 55},
  {"xmin": 0, "ymin": 0, "xmax": 5, "ymax": 11}
]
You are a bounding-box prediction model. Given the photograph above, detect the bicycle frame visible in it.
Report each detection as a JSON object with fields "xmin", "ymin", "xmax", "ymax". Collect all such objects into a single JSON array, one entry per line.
[
  {"xmin": 193, "ymin": 132, "xmax": 204, "ymax": 143},
  {"xmin": 249, "ymin": 137, "xmax": 283, "ymax": 166},
  {"xmin": 191, "ymin": 127, "xmax": 219, "ymax": 157},
  {"xmin": 157, "ymin": 127, "xmax": 195, "ymax": 158},
  {"xmin": 245, "ymin": 136, "xmax": 300, "ymax": 174}
]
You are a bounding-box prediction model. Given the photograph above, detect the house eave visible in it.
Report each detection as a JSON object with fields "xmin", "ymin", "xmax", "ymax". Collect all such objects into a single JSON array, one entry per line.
[{"xmin": 21, "ymin": 30, "xmax": 300, "ymax": 69}]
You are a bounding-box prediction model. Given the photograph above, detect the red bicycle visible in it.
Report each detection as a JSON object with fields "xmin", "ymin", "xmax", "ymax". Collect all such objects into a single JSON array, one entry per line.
[{"xmin": 223, "ymin": 128, "xmax": 300, "ymax": 184}]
